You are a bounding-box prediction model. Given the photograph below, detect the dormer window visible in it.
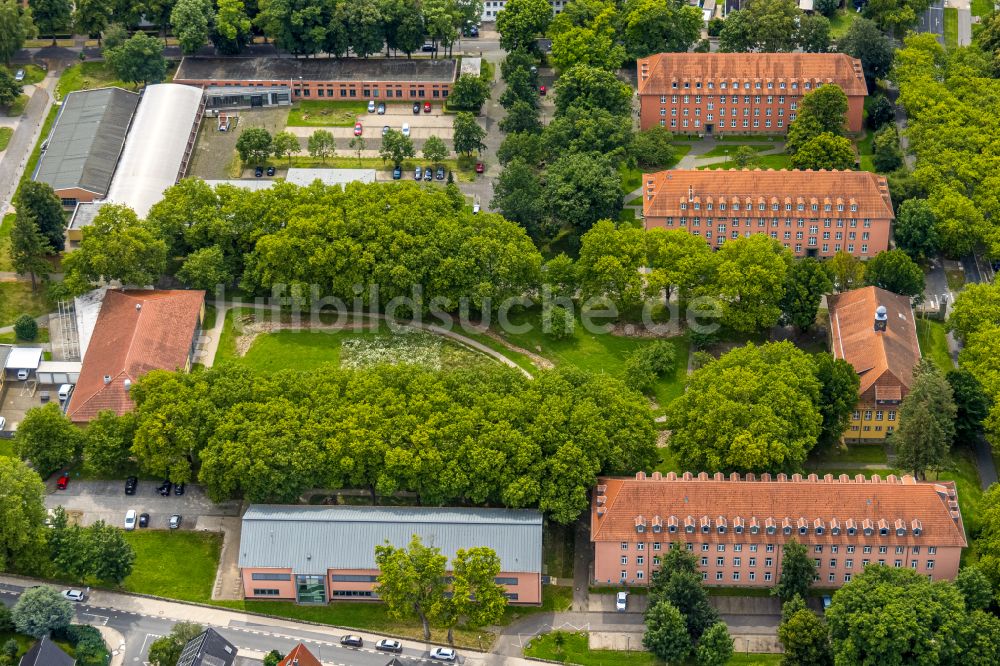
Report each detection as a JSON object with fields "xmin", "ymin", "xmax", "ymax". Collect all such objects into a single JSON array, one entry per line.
[
  {"xmin": 766, "ymin": 525, "xmax": 776, "ymax": 535},
  {"xmin": 637, "ymin": 524, "xmax": 645, "ymax": 533},
  {"xmin": 693, "ymin": 202, "xmax": 700, "ymax": 210},
  {"xmin": 783, "ymin": 526, "xmax": 792, "ymax": 536},
  {"xmin": 680, "ymin": 203, "xmax": 687, "ymax": 210},
  {"xmin": 685, "ymin": 524, "xmax": 694, "ymax": 533},
  {"xmin": 702, "ymin": 524, "xmax": 710, "ymax": 534},
  {"xmin": 799, "ymin": 525, "xmax": 807, "ymax": 535},
  {"xmin": 750, "ymin": 525, "xmax": 759, "ymax": 534},
  {"xmin": 815, "ymin": 526, "xmax": 824, "ymax": 535},
  {"xmin": 864, "ymin": 527, "xmax": 874, "ymax": 536},
  {"xmin": 669, "ymin": 523, "xmax": 677, "ymax": 533},
  {"xmin": 851, "ymin": 204, "xmax": 858, "ymax": 212},
  {"xmin": 831, "ymin": 526, "xmax": 841, "ymax": 536},
  {"xmin": 735, "ymin": 524, "xmax": 744, "ymax": 534},
  {"xmin": 848, "ymin": 526, "xmax": 857, "ymax": 536},
  {"xmin": 824, "ymin": 204, "xmax": 831, "ymax": 212}
]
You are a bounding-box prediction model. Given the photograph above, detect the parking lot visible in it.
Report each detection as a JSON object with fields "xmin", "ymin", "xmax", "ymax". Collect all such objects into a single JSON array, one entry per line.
[
  {"xmin": 45, "ymin": 479, "xmax": 243, "ymax": 531},
  {"xmin": 0, "ymin": 378, "xmax": 62, "ymax": 431},
  {"xmin": 285, "ymin": 103, "xmax": 455, "ymax": 146}
]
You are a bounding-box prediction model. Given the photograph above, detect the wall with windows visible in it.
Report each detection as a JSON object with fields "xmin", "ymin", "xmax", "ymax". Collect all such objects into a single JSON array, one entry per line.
[
  {"xmin": 175, "ymin": 78, "xmax": 451, "ymax": 102},
  {"xmin": 241, "ymin": 568, "xmax": 296, "ymax": 599}
]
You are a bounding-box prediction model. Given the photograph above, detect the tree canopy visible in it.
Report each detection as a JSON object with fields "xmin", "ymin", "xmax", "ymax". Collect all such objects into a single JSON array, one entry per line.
[{"xmin": 895, "ymin": 360, "xmax": 956, "ymax": 479}]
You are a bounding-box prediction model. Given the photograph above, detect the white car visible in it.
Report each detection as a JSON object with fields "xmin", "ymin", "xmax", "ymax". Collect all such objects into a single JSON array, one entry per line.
[
  {"xmin": 0, "ymin": 416, "xmax": 5, "ymax": 430},
  {"xmin": 367, "ymin": 100, "xmax": 376, "ymax": 113},
  {"xmin": 616, "ymin": 591, "xmax": 628, "ymax": 611},
  {"xmin": 402, "ymin": 123, "xmax": 410, "ymax": 137},
  {"xmin": 124, "ymin": 509, "xmax": 137, "ymax": 531},
  {"xmin": 429, "ymin": 647, "xmax": 457, "ymax": 662},
  {"xmin": 58, "ymin": 384, "xmax": 73, "ymax": 401},
  {"xmin": 16, "ymin": 368, "xmax": 28, "ymax": 380},
  {"xmin": 62, "ymin": 589, "xmax": 85, "ymax": 602},
  {"xmin": 472, "ymin": 203, "xmax": 480, "ymax": 214}
]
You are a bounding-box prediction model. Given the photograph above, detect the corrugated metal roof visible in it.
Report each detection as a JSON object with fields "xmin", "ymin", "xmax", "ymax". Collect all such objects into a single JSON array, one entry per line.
[
  {"xmin": 240, "ymin": 505, "xmax": 543, "ymax": 575},
  {"xmin": 34, "ymin": 87, "xmax": 139, "ymax": 196}
]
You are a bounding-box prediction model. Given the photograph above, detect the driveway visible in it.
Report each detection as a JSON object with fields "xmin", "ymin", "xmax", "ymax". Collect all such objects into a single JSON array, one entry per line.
[{"xmin": 46, "ymin": 479, "xmax": 243, "ymax": 530}]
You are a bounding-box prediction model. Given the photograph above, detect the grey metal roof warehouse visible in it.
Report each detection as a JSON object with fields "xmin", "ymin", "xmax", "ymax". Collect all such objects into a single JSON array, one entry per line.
[
  {"xmin": 33, "ymin": 87, "xmax": 139, "ymax": 196},
  {"xmin": 175, "ymin": 56, "xmax": 457, "ymax": 83},
  {"xmin": 239, "ymin": 505, "xmax": 543, "ymax": 575}
]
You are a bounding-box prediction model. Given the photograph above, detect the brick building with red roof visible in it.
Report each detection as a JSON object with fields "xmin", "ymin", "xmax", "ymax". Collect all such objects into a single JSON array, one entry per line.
[
  {"xmin": 636, "ymin": 52, "xmax": 867, "ymax": 134},
  {"xmin": 67, "ymin": 289, "xmax": 205, "ymax": 423},
  {"xmin": 640, "ymin": 169, "xmax": 894, "ymax": 258},
  {"xmin": 278, "ymin": 644, "xmax": 322, "ymax": 666},
  {"xmin": 828, "ymin": 286, "xmax": 921, "ymax": 442},
  {"xmin": 592, "ymin": 472, "xmax": 966, "ymax": 589}
]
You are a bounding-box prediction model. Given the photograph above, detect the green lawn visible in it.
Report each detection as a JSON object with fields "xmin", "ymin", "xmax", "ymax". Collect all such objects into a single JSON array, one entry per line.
[
  {"xmin": 0, "ymin": 213, "xmax": 12, "ymax": 271},
  {"xmin": 0, "ymin": 327, "xmax": 50, "ymax": 344},
  {"xmin": 626, "ymin": 195, "xmax": 643, "ymax": 206},
  {"xmin": 543, "ymin": 522, "xmax": 576, "ymax": 579},
  {"xmin": 619, "ymin": 164, "xmax": 642, "ymax": 194},
  {"xmin": 944, "ymin": 8, "xmax": 959, "ymax": 49},
  {"xmin": 0, "ymin": 632, "xmax": 34, "ymax": 659},
  {"xmin": 0, "ymin": 439, "xmax": 14, "ymax": 457},
  {"xmin": 122, "ymin": 531, "xmax": 222, "ymax": 602},
  {"xmin": 856, "ymin": 130, "xmax": 875, "ymax": 173},
  {"xmin": 0, "ymin": 126, "xmax": 12, "ymax": 151},
  {"xmin": 807, "ymin": 443, "xmax": 888, "ymax": 467},
  {"xmin": 972, "ymin": 0, "xmax": 994, "ymax": 16},
  {"xmin": 3, "ymin": 93, "xmax": 28, "ymax": 117},
  {"xmin": 490, "ymin": 307, "xmax": 690, "ymax": 409},
  {"xmin": 916, "ymin": 318, "xmax": 954, "ymax": 370},
  {"xmin": 698, "ymin": 143, "xmax": 772, "ymax": 159},
  {"xmin": 16, "ymin": 103, "xmax": 59, "ymax": 199},
  {"xmin": 829, "ymin": 9, "xmax": 859, "ymax": 39},
  {"xmin": 55, "ymin": 62, "xmax": 139, "ymax": 99},
  {"xmin": 0, "ymin": 282, "xmax": 52, "ymax": 327},
  {"xmin": 618, "ymin": 207, "xmax": 639, "ymax": 227},
  {"xmin": 286, "ymin": 100, "xmax": 369, "ymax": 127},
  {"xmin": 700, "ymin": 154, "xmax": 791, "ymax": 170},
  {"xmin": 524, "ymin": 632, "xmax": 781, "ymax": 666}
]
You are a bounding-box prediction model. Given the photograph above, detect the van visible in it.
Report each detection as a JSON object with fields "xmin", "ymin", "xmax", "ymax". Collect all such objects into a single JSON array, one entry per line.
[
  {"xmin": 58, "ymin": 384, "xmax": 73, "ymax": 401},
  {"xmin": 124, "ymin": 509, "xmax": 136, "ymax": 531},
  {"xmin": 16, "ymin": 369, "xmax": 28, "ymax": 380}
]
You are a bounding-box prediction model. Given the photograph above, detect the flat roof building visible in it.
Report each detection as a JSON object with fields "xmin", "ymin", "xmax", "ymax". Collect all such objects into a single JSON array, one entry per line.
[
  {"xmin": 67, "ymin": 289, "xmax": 205, "ymax": 422},
  {"xmin": 239, "ymin": 504, "xmax": 543, "ymax": 605},
  {"xmin": 284, "ymin": 168, "xmax": 377, "ymax": 187},
  {"xmin": 33, "ymin": 87, "xmax": 139, "ymax": 208},
  {"xmin": 174, "ymin": 56, "xmax": 457, "ymax": 102},
  {"xmin": 637, "ymin": 52, "xmax": 867, "ymax": 134},
  {"xmin": 829, "ymin": 286, "xmax": 921, "ymax": 442},
  {"xmin": 593, "ymin": 472, "xmax": 966, "ymax": 589},
  {"xmin": 641, "ymin": 169, "xmax": 894, "ymax": 259}
]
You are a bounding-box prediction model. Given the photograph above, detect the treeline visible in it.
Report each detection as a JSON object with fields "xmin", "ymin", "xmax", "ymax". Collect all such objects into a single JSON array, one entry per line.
[{"xmin": 18, "ymin": 364, "xmax": 657, "ymax": 523}]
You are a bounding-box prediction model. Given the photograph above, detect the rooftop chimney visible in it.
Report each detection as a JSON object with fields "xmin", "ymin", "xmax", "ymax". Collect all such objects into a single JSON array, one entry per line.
[
  {"xmin": 135, "ymin": 303, "xmax": 141, "ymax": 311},
  {"xmin": 103, "ymin": 374, "xmax": 111, "ymax": 384},
  {"xmin": 874, "ymin": 304, "xmax": 888, "ymax": 332},
  {"xmin": 124, "ymin": 379, "xmax": 131, "ymax": 393}
]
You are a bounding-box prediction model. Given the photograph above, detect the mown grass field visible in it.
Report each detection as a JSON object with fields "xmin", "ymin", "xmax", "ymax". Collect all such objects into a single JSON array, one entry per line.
[
  {"xmin": 286, "ymin": 100, "xmax": 370, "ymax": 127},
  {"xmin": 524, "ymin": 631, "xmax": 783, "ymax": 666},
  {"xmin": 916, "ymin": 318, "xmax": 954, "ymax": 371},
  {"xmin": 122, "ymin": 531, "xmax": 222, "ymax": 602}
]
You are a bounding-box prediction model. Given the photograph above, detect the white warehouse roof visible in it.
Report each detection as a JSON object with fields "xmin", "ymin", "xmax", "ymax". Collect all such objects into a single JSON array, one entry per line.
[
  {"xmin": 5, "ymin": 347, "xmax": 43, "ymax": 370},
  {"xmin": 105, "ymin": 84, "xmax": 203, "ymax": 218}
]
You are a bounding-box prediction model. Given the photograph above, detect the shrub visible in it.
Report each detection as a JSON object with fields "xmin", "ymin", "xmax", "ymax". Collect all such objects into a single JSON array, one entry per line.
[
  {"xmin": 867, "ymin": 95, "xmax": 895, "ymax": 130},
  {"xmin": 707, "ymin": 17, "xmax": 725, "ymax": 37},
  {"xmin": 13, "ymin": 314, "xmax": 37, "ymax": 341},
  {"xmin": 543, "ymin": 304, "xmax": 574, "ymax": 340},
  {"xmin": 623, "ymin": 341, "xmax": 677, "ymax": 392}
]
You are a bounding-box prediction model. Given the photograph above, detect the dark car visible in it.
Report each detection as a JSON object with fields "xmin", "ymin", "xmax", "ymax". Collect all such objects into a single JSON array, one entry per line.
[
  {"xmin": 169, "ymin": 514, "xmax": 181, "ymax": 529},
  {"xmin": 469, "ymin": 25, "xmax": 479, "ymax": 37},
  {"xmin": 393, "ymin": 166, "xmax": 402, "ymax": 180},
  {"xmin": 266, "ymin": 166, "xmax": 275, "ymax": 177},
  {"xmin": 125, "ymin": 476, "xmax": 138, "ymax": 495},
  {"xmin": 138, "ymin": 513, "xmax": 149, "ymax": 528},
  {"xmin": 377, "ymin": 102, "xmax": 386, "ymax": 114},
  {"xmin": 421, "ymin": 43, "xmax": 435, "ymax": 52},
  {"xmin": 157, "ymin": 480, "xmax": 172, "ymax": 496},
  {"xmin": 424, "ymin": 167, "xmax": 433, "ymax": 181},
  {"xmin": 341, "ymin": 635, "xmax": 363, "ymax": 647},
  {"xmin": 376, "ymin": 639, "xmax": 403, "ymax": 653},
  {"xmin": 412, "ymin": 102, "xmax": 421, "ymax": 114},
  {"xmin": 56, "ymin": 474, "xmax": 69, "ymax": 490},
  {"xmin": 174, "ymin": 482, "xmax": 185, "ymax": 496},
  {"xmin": 254, "ymin": 166, "xmax": 263, "ymax": 177},
  {"xmin": 435, "ymin": 166, "xmax": 445, "ymax": 180}
]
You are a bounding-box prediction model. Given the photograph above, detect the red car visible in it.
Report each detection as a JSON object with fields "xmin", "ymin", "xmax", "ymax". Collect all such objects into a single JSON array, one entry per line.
[
  {"xmin": 539, "ymin": 85, "xmax": 546, "ymax": 96},
  {"xmin": 475, "ymin": 162, "xmax": 484, "ymax": 174},
  {"xmin": 354, "ymin": 122, "xmax": 363, "ymax": 136},
  {"xmin": 423, "ymin": 102, "xmax": 432, "ymax": 113},
  {"xmin": 56, "ymin": 473, "xmax": 69, "ymax": 490}
]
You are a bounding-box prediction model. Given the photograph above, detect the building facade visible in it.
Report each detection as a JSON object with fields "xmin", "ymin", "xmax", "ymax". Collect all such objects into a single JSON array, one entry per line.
[
  {"xmin": 828, "ymin": 286, "xmax": 921, "ymax": 442},
  {"xmin": 482, "ymin": 0, "xmax": 569, "ymax": 21},
  {"xmin": 641, "ymin": 169, "xmax": 894, "ymax": 259},
  {"xmin": 174, "ymin": 57, "xmax": 457, "ymax": 102},
  {"xmin": 637, "ymin": 53, "xmax": 867, "ymax": 134},
  {"xmin": 592, "ymin": 472, "xmax": 966, "ymax": 589},
  {"xmin": 239, "ymin": 505, "xmax": 543, "ymax": 605}
]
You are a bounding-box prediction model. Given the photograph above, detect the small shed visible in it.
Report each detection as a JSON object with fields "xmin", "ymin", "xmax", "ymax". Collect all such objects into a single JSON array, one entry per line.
[
  {"xmin": 36, "ymin": 361, "xmax": 82, "ymax": 385},
  {"xmin": 5, "ymin": 347, "xmax": 43, "ymax": 376}
]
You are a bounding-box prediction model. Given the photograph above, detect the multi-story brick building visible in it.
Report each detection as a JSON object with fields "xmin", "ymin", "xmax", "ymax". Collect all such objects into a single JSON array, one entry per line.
[
  {"xmin": 592, "ymin": 472, "xmax": 966, "ymax": 589},
  {"xmin": 640, "ymin": 169, "xmax": 894, "ymax": 259},
  {"xmin": 637, "ymin": 52, "xmax": 867, "ymax": 134},
  {"xmin": 828, "ymin": 286, "xmax": 921, "ymax": 442}
]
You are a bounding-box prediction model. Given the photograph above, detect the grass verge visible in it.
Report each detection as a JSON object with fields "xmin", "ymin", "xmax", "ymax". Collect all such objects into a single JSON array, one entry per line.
[
  {"xmin": 916, "ymin": 318, "xmax": 954, "ymax": 370},
  {"xmin": 829, "ymin": 9, "xmax": 859, "ymax": 39},
  {"xmin": 3, "ymin": 93, "xmax": 28, "ymax": 117},
  {"xmin": 0, "ymin": 126, "xmax": 12, "ymax": 150},
  {"xmin": 700, "ymin": 154, "xmax": 791, "ymax": 170},
  {"xmin": 16, "ymin": 103, "xmax": 59, "ymax": 199},
  {"xmin": 286, "ymin": 100, "xmax": 369, "ymax": 127},
  {"xmin": 807, "ymin": 443, "xmax": 888, "ymax": 467},
  {"xmin": 944, "ymin": 8, "xmax": 959, "ymax": 48},
  {"xmin": 698, "ymin": 143, "xmax": 771, "ymax": 159},
  {"xmin": 543, "ymin": 522, "xmax": 576, "ymax": 579},
  {"xmin": 122, "ymin": 531, "xmax": 222, "ymax": 603},
  {"xmin": 0, "ymin": 213, "xmax": 12, "ymax": 270},
  {"xmin": 0, "ymin": 282, "xmax": 52, "ymax": 327},
  {"xmin": 56, "ymin": 62, "xmax": 139, "ymax": 99},
  {"xmin": 525, "ymin": 631, "xmax": 782, "ymax": 665},
  {"xmin": 972, "ymin": 0, "xmax": 993, "ymax": 15},
  {"xmin": 267, "ymin": 154, "xmax": 478, "ymax": 182}
]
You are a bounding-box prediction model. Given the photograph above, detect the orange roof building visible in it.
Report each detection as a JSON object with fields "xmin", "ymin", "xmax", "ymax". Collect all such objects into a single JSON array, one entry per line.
[
  {"xmin": 592, "ymin": 472, "xmax": 966, "ymax": 589},
  {"xmin": 828, "ymin": 286, "xmax": 921, "ymax": 442},
  {"xmin": 641, "ymin": 169, "xmax": 894, "ymax": 259},
  {"xmin": 636, "ymin": 52, "xmax": 867, "ymax": 134},
  {"xmin": 278, "ymin": 644, "xmax": 322, "ymax": 666},
  {"xmin": 66, "ymin": 289, "xmax": 205, "ymax": 423}
]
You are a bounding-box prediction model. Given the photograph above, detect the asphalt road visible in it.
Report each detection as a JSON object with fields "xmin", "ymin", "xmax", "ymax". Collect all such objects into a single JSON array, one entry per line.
[
  {"xmin": 917, "ymin": 1, "xmax": 946, "ymax": 44},
  {"xmin": 0, "ymin": 581, "xmax": 466, "ymax": 665},
  {"xmin": 0, "ymin": 85, "xmax": 52, "ymax": 212}
]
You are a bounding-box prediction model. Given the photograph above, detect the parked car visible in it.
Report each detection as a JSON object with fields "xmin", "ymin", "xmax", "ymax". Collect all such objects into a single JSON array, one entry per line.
[
  {"xmin": 822, "ymin": 595, "xmax": 832, "ymax": 611},
  {"xmin": 367, "ymin": 100, "xmax": 375, "ymax": 112},
  {"xmin": 383, "ymin": 125, "xmax": 390, "ymax": 136},
  {"xmin": 469, "ymin": 25, "xmax": 479, "ymax": 37},
  {"xmin": 354, "ymin": 122, "xmax": 363, "ymax": 136},
  {"xmin": 616, "ymin": 591, "xmax": 628, "ymax": 611},
  {"xmin": 402, "ymin": 123, "xmax": 410, "ymax": 137},
  {"xmin": 392, "ymin": 166, "xmax": 402, "ymax": 179},
  {"xmin": 341, "ymin": 635, "xmax": 364, "ymax": 647},
  {"xmin": 376, "ymin": 639, "xmax": 403, "ymax": 653},
  {"xmin": 124, "ymin": 509, "xmax": 137, "ymax": 531},
  {"xmin": 56, "ymin": 473, "xmax": 69, "ymax": 490},
  {"xmin": 58, "ymin": 384, "xmax": 73, "ymax": 401},
  {"xmin": 254, "ymin": 166, "xmax": 263, "ymax": 177},
  {"xmin": 174, "ymin": 482, "xmax": 185, "ymax": 496},
  {"xmin": 412, "ymin": 102, "xmax": 421, "ymax": 114},
  {"xmin": 475, "ymin": 162, "xmax": 484, "ymax": 174},
  {"xmin": 124, "ymin": 476, "xmax": 138, "ymax": 495},
  {"xmin": 157, "ymin": 480, "xmax": 172, "ymax": 496},
  {"xmin": 0, "ymin": 416, "xmax": 6, "ymax": 430},
  {"xmin": 472, "ymin": 203, "xmax": 480, "ymax": 214},
  {"xmin": 168, "ymin": 514, "xmax": 182, "ymax": 529},
  {"xmin": 429, "ymin": 647, "xmax": 457, "ymax": 662},
  {"xmin": 266, "ymin": 166, "xmax": 276, "ymax": 177},
  {"xmin": 61, "ymin": 589, "xmax": 85, "ymax": 602},
  {"xmin": 539, "ymin": 85, "xmax": 546, "ymax": 96},
  {"xmin": 14, "ymin": 68, "xmax": 24, "ymax": 82},
  {"xmin": 424, "ymin": 102, "xmax": 431, "ymax": 113},
  {"xmin": 421, "ymin": 43, "xmax": 435, "ymax": 52},
  {"xmin": 138, "ymin": 513, "xmax": 149, "ymax": 528},
  {"xmin": 17, "ymin": 368, "xmax": 28, "ymax": 380},
  {"xmin": 435, "ymin": 167, "xmax": 445, "ymax": 180},
  {"xmin": 424, "ymin": 167, "xmax": 433, "ymax": 181},
  {"xmin": 377, "ymin": 102, "xmax": 386, "ymax": 114},
  {"xmin": 414, "ymin": 165, "xmax": 423, "ymax": 180}
]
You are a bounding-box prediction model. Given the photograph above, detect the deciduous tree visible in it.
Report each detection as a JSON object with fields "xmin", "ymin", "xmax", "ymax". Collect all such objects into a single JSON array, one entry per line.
[
  {"xmin": 645, "ymin": 228, "xmax": 715, "ymax": 302},
  {"xmin": 270, "ymin": 130, "xmax": 299, "ymax": 164},
  {"xmin": 491, "ymin": 158, "xmax": 547, "ymax": 240},
  {"xmin": 105, "ymin": 32, "xmax": 166, "ymax": 84},
  {"xmin": 83, "ymin": 411, "xmax": 136, "ymax": 478},
  {"xmin": 11, "ymin": 585, "xmax": 73, "ymax": 637},
  {"xmin": 496, "ymin": 0, "xmax": 550, "ymax": 52},
  {"xmin": 895, "ymin": 359, "xmax": 956, "ymax": 479},
  {"xmin": 0, "ymin": 0, "xmax": 36, "ymax": 65},
  {"xmin": 255, "ymin": 0, "xmax": 333, "ymax": 56},
  {"xmin": 499, "ymin": 99, "xmax": 541, "ymax": 134},
  {"xmin": 453, "ymin": 111, "xmax": 485, "ymax": 156},
  {"xmin": 14, "ymin": 403, "xmax": 83, "ymax": 476},
  {"xmin": 631, "ymin": 126, "xmax": 675, "ymax": 169},
  {"xmin": 15, "ymin": 180, "xmax": 66, "ymax": 251},
  {"xmin": 28, "ymin": 0, "xmax": 70, "ymax": 43},
  {"xmin": 88, "ymin": 519, "xmax": 136, "ymax": 583},
  {"xmin": 544, "ymin": 153, "xmax": 621, "ymax": 232},
  {"xmin": 827, "ymin": 251, "xmax": 865, "ymax": 292},
  {"xmin": 643, "ymin": 600, "xmax": 691, "ymax": 663},
  {"xmin": 347, "ymin": 0, "xmax": 383, "ymax": 59},
  {"xmin": 695, "ymin": 622, "xmax": 733, "ymax": 666},
  {"xmin": 797, "ymin": 13, "xmax": 830, "ymax": 53},
  {"xmin": 718, "ymin": 0, "xmax": 802, "ymax": 52},
  {"xmin": 864, "ymin": 248, "xmax": 924, "ymax": 297},
  {"xmin": 449, "ymin": 74, "xmax": 489, "ymax": 111},
  {"xmin": 947, "ymin": 369, "xmax": 991, "ymax": 446},
  {"xmin": 211, "ymin": 0, "xmax": 251, "ymax": 54},
  {"xmin": 778, "ymin": 604, "xmax": 833, "ymax": 666},
  {"xmin": 780, "ymin": 257, "xmax": 832, "ymax": 332},
  {"xmin": 554, "ymin": 64, "xmax": 632, "ymax": 117},
  {"xmin": 0, "ymin": 456, "xmax": 47, "ymax": 571},
  {"xmin": 9, "ymin": 210, "xmax": 51, "ymax": 290},
  {"xmin": 422, "ymin": 135, "xmax": 448, "ymax": 164},
  {"xmin": 956, "ymin": 565, "xmax": 993, "ymax": 611},
  {"xmin": 148, "ymin": 622, "xmax": 204, "ymax": 666},
  {"xmin": 775, "ymin": 539, "xmax": 815, "ymax": 601},
  {"xmin": 872, "ymin": 124, "xmax": 903, "ymax": 172},
  {"xmin": 622, "ymin": 0, "xmax": 701, "ymax": 60},
  {"xmin": 789, "ymin": 132, "xmax": 854, "ymax": 171},
  {"xmin": 170, "ymin": 0, "xmax": 211, "ymax": 54},
  {"xmin": 177, "ymin": 245, "xmax": 231, "ymax": 290},
  {"xmin": 379, "ymin": 128, "xmax": 416, "ymax": 166},
  {"xmin": 576, "ymin": 220, "xmax": 646, "ymax": 313},
  {"xmin": 813, "ymin": 352, "xmax": 860, "ymax": 448},
  {"xmin": 893, "ymin": 198, "xmax": 938, "ymax": 260},
  {"xmin": 236, "ymin": 127, "xmax": 272, "ymax": 165},
  {"xmin": 375, "ymin": 535, "xmax": 448, "ymax": 640},
  {"xmin": 441, "ymin": 547, "xmax": 507, "ymax": 643},
  {"xmin": 703, "ymin": 234, "xmax": 791, "ymax": 333},
  {"xmin": 307, "ymin": 129, "xmax": 336, "ymax": 162},
  {"xmin": 13, "ymin": 314, "xmax": 37, "ymax": 340}
]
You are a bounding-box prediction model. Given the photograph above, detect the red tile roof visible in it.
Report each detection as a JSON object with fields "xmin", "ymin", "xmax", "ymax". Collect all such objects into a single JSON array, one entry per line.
[
  {"xmin": 828, "ymin": 286, "xmax": 921, "ymax": 396},
  {"xmin": 592, "ymin": 473, "xmax": 967, "ymax": 548},
  {"xmin": 641, "ymin": 169, "xmax": 895, "ymax": 221},
  {"xmin": 278, "ymin": 644, "xmax": 322, "ymax": 666},
  {"xmin": 637, "ymin": 52, "xmax": 867, "ymax": 97},
  {"xmin": 67, "ymin": 289, "xmax": 204, "ymax": 422}
]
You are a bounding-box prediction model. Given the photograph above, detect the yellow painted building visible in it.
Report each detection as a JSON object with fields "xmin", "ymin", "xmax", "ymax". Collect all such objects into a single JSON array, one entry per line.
[{"xmin": 828, "ymin": 286, "xmax": 921, "ymax": 443}]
